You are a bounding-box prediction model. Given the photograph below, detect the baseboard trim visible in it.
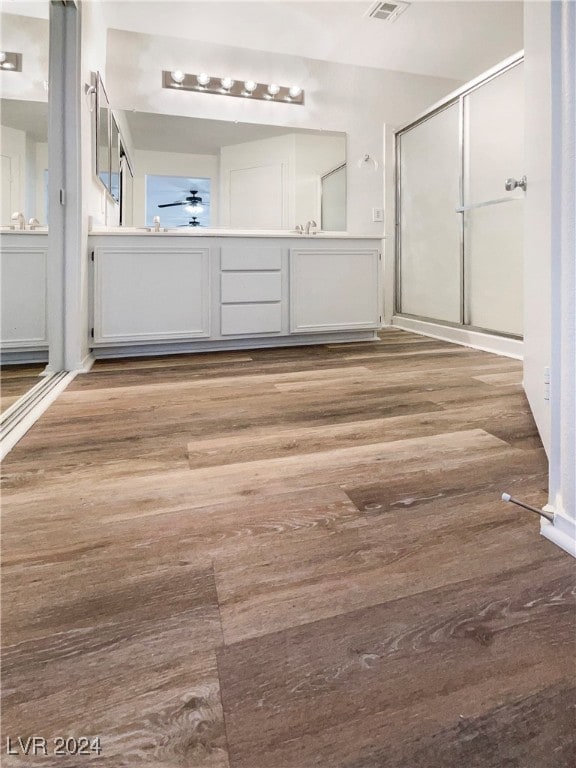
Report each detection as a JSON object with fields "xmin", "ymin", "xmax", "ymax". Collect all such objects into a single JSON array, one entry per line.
[
  {"xmin": 77, "ymin": 353, "xmax": 95, "ymax": 373},
  {"xmin": 540, "ymin": 507, "xmax": 576, "ymax": 558},
  {"xmin": 391, "ymin": 316, "xmax": 523, "ymax": 360},
  {"xmin": 0, "ymin": 371, "xmax": 76, "ymax": 461},
  {"xmin": 91, "ymin": 331, "xmax": 379, "ymax": 359},
  {"xmin": 0, "ymin": 349, "xmax": 49, "ymax": 365}
]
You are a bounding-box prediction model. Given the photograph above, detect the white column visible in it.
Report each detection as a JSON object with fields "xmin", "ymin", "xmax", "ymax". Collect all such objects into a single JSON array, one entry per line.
[
  {"xmin": 541, "ymin": 0, "xmax": 576, "ymax": 557},
  {"xmin": 47, "ymin": 0, "xmax": 83, "ymax": 373}
]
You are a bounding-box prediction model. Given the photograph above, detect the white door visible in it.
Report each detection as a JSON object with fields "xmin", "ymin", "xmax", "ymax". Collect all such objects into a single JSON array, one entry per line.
[{"xmin": 229, "ymin": 165, "xmax": 286, "ymax": 229}]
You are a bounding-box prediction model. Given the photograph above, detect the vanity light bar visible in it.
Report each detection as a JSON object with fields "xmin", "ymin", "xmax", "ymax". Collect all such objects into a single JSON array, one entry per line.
[
  {"xmin": 0, "ymin": 51, "xmax": 22, "ymax": 72},
  {"xmin": 162, "ymin": 71, "xmax": 305, "ymax": 105}
]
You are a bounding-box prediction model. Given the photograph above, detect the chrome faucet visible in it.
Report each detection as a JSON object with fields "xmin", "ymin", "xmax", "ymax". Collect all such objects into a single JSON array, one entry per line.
[
  {"xmin": 153, "ymin": 215, "xmax": 161, "ymax": 232},
  {"xmin": 294, "ymin": 224, "xmax": 304, "ymax": 234},
  {"xmin": 28, "ymin": 217, "xmax": 41, "ymax": 230},
  {"xmin": 305, "ymin": 220, "xmax": 317, "ymax": 235},
  {"xmin": 11, "ymin": 212, "xmax": 25, "ymax": 230}
]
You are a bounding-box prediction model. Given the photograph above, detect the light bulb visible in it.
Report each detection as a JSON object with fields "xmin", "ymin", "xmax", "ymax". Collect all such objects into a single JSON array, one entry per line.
[
  {"xmin": 185, "ymin": 203, "xmax": 203, "ymax": 214},
  {"xmin": 220, "ymin": 77, "xmax": 234, "ymax": 90},
  {"xmin": 288, "ymin": 86, "xmax": 302, "ymax": 99},
  {"xmin": 0, "ymin": 52, "xmax": 6, "ymax": 64},
  {"xmin": 2, "ymin": 62, "xmax": 15, "ymax": 70},
  {"xmin": 267, "ymin": 83, "xmax": 280, "ymax": 96},
  {"xmin": 244, "ymin": 80, "xmax": 257, "ymax": 93},
  {"xmin": 196, "ymin": 72, "xmax": 210, "ymax": 87},
  {"xmin": 170, "ymin": 70, "xmax": 185, "ymax": 84}
]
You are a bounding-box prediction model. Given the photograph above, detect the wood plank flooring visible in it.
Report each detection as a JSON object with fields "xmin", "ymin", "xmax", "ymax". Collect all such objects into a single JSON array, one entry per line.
[
  {"xmin": 1, "ymin": 329, "xmax": 574, "ymax": 767},
  {"xmin": 0, "ymin": 363, "xmax": 45, "ymax": 413}
]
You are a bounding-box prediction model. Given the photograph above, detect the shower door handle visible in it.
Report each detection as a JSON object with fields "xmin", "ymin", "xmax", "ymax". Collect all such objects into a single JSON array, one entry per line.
[{"xmin": 505, "ymin": 175, "xmax": 527, "ymax": 192}]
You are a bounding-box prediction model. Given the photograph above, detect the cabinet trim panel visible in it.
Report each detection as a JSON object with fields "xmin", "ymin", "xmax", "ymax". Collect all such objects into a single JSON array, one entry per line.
[
  {"xmin": 0, "ymin": 246, "xmax": 48, "ymax": 348},
  {"xmin": 93, "ymin": 246, "xmax": 211, "ymax": 343},
  {"xmin": 290, "ymin": 248, "xmax": 380, "ymax": 333}
]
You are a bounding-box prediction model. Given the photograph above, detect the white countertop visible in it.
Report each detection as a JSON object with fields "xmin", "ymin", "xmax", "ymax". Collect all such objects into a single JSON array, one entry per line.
[
  {"xmin": 89, "ymin": 228, "xmax": 383, "ymax": 239},
  {"xmin": 0, "ymin": 228, "xmax": 48, "ymax": 235}
]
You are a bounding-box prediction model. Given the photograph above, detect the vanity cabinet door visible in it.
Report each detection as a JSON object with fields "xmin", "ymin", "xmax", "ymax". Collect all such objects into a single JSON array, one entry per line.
[
  {"xmin": 92, "ymin": 246, "xmax": 210, "ymax": 344},
  {"xmin": 290, "ymin": 248, "xmax": 380, "ymax": 333},
  {"xmin": 0, "ymin": 245, "xmax": 48, "ymax": 350}
]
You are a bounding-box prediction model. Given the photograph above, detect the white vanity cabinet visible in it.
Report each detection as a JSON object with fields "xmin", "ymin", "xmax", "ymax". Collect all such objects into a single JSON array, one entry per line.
[
  {"xmin": 0, "ymin": 233, "xmax": 48, "ymax": 360},
  {"xmin": 89, "ymin": 233, "xmax": 382, "ymax": 356}
]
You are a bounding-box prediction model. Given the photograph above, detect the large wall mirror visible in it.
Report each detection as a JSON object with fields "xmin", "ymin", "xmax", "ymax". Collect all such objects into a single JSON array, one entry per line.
[
  {"xmin": 114, "ymin": 110, "xmax": 347, "ymax": 231},
  {"xmin": 0, "ymin": 5, "xmax": 50, "ymax": 417}
]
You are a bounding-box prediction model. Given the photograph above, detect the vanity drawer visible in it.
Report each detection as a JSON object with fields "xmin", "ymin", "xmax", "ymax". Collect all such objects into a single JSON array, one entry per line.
[
  {"xmin": 221, "ymin": 303, "xmax": 282, "ymax": 335},
  {"xmin": 221, "ymin": 272, "xmax": 282, "ymax": 303},
  {"xmin": 221, "ymin": 246, "xmax": 282, "ymax": 271}
]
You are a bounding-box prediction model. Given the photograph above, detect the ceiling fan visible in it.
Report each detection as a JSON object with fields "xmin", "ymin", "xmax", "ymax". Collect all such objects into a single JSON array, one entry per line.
[
  {"xmin": 158, "ymin": 189, "xmax": 208, "ymax": 213},
  {"xmin": 178, "ymin": 217, "xmax": 202, "ymax": 227}
]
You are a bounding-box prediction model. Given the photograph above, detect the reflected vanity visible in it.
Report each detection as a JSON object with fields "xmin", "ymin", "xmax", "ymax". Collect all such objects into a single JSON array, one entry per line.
[{"xmin": 0, "ymin": 6, "xmax": 50, "ymax": 417}]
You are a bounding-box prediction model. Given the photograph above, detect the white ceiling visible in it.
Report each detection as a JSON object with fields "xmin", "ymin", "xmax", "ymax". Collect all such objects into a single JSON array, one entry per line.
[
  {"xmin": 0, "ymin": 98, "xmax": 47, "ymax": 140},
  {"xmin": 124, "ymin": 111, "xmax": 344, "ymax": 154},
  {"xmin": 101, "ymin": 0, "xmax": 524, "ymax": 81},
  {"xmin": 1, "ymin": 0, "xmax": 524, "ymax": 82}
]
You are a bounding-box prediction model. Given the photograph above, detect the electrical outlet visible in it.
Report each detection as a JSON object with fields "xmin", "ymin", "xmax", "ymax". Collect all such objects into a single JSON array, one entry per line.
[{"xmin": 372, "ymin": 207, "xmax": 384, "ymax": 222}]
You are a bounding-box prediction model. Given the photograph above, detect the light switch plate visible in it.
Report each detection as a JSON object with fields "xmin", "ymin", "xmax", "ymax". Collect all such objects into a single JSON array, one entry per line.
[{"xmin": 372, "ymin": 207, "xmax": 384, "ymax": 222}]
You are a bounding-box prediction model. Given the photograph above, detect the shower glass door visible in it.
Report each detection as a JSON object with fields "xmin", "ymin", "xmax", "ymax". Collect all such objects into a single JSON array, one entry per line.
[
  {"xmin": 398, "ymin": 103, "xmax": 461, "ymax": 323},
  {"xmin": 396, "ymin": 56, "xmax": 524, "ymax": 339},
  {"xmin": 463, "ymin": 63, "xmax": 524, "ymax": 335}
]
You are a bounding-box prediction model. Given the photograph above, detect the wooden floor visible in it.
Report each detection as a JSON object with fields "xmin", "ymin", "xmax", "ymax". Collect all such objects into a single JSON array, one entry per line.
[
  {"xmin": 0, "ymin": 363, "xmax": 45, "ymax": 414},
  {"xmin": 1, "ymin": 330, "xmax": 574, "ymax": 767}
]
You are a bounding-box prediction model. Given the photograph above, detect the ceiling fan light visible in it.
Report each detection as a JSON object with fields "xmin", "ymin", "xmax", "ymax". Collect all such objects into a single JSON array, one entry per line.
[
  {"xmin": 197, "ymin": 72, "xmax": 210, "ymax": 87},
  {"xmin": 0, "ymin": 52, "xmax": 6, "ymax": 64},
  {"xmin": 267, "ymin": 83, "xmax": 280, "ymax": 96},
  {"xmin": 2, "ymin": 62, "xmax": 15, "ymax": 70},
  {"xmin": 288, "ymin": 86, "xmax": 302, "ymax": 99},
  {"xmin": 244, "ymin": 79, "xmax": 257, "ymax": 93},
  {"xmin": 170, "ymin": 69, "xmax": 185, "ymax": 84},
  {"xmin": 221, "ymin": 77, "xmax": 234, "ymax": 91}
]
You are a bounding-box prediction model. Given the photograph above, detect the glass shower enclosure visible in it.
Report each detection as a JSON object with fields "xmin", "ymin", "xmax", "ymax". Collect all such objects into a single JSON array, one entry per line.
[{"xmin": 395, "ymin": 53, "xmax": 524, "ymax": 338}]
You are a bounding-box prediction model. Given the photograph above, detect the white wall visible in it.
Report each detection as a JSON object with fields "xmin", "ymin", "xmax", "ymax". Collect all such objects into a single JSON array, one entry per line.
[
  {"xmin": 543, "ymin": 0, "xmax": 575, "ymax": 556},
  {"xmin": 81, "ymin": 6, "xmax": 118, "ymax": 229},
  {"xmin": 132, "ymin": 149, "xmax": 219, "ymax": 226},
  {"xmin": 523, "ymin": 2, "xmax": 552, "ymax": 454},
  {"xmin": 104, "ymin": 28, "xmax": 461, "ymax": 236},
  {"xmin": 0, "ymin": 14, "xmax": 48, "ymax": 102},
  {"xmin": 79, "ymin": 1, "xmax": 111, "ymax": 368},
  {"xmin": 294, "ymin": 133, "xmax": 345, "ymax": 227}
]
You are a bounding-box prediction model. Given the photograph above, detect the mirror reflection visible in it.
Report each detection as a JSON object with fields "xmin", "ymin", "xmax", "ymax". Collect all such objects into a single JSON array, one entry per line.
[
  {"xmin": 116, "ymin": 111, "xmax": 347, "ymax": 231},
  {"xmin": 0, "ymin": 98, "xmax": 48, "ymax": 225},
  {"xmin": 0, "ymin": 6, "xmax": 50, "ymax": 414}
]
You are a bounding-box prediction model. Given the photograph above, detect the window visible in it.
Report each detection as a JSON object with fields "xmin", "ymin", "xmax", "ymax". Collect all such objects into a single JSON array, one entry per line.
[{"xmin": 145, "ymin": 175, "xmax": 211, "ymax": 228}]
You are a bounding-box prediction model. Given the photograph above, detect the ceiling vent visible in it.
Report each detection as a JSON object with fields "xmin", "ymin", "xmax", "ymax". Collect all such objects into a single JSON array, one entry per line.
[{"xmin": 366, "ymin": 1, "xmax": 410, "ymax": 22}]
